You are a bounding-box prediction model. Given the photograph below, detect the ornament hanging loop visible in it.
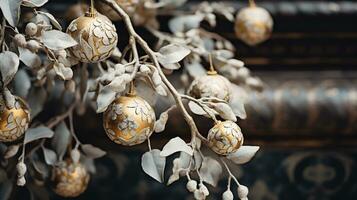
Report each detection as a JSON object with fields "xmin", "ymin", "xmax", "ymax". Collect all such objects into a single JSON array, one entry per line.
[
  {"xmin": 127, "ymin": 81, "xmax": 136, "ymax": 96},
  {"xmin": 207, "ymin": 53, "xmax": 217, "ymax": 75},
  {"xmin": 248, "ymin": 0, "xmax": 256, "ymax": 7},
  {"xmin": 87, "ymin": 0, "xmax": 96, "ymax": 17}
]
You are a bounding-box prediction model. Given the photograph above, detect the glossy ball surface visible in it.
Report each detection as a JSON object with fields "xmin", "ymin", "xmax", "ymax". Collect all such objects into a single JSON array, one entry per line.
[
  {"xmin": 66, "ymin": 12, "xmax": 118, "ymax": 63},
  {"xmin": 103, "ymin": 95, "xmax": 156, "ymax": 146},
  {"xmin": 235, "ymin": 6, "xmax": 273, "ymax": 46},
  {"xmin": 188, "ymin": 74, "xmax": 232, "ymax": 102},
  {"xmin": 208, "ymin": 121, "xmax": 244, "ymax": 155},
  {"xmin": 52, "ymin": 161, "xmax": 90, "ymax": 198},
  {"xmin": 0, "ymin": 97, "xmax": 30, "ymax": 142}
]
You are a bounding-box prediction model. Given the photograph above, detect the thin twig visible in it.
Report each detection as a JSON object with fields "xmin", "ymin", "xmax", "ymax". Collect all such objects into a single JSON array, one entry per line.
[{"xmin": 101, "ymin": 0, "xmax": 206, "ymax": 146}]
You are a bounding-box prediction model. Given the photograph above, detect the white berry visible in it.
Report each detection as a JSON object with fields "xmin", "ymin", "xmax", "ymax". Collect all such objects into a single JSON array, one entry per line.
[
  {"xmin": 17, "ymin": 176, "xmax": 26, "ymax": 186},
  {"xmin": 25, "ymin": 22, "xmax": 38, "ymax": 36},
  {"xmin": 199, "ymin": 183, "xmax": 209, "ymax": 196},
  {"xmin": 186, "ymin": 180, "xmax": 197, "ymax": 192},
  {"xmin": 237, "ymin": 185, "xmax": 249, "ymax": 199},
  {"xmin": 13, "ymin": 34, "xmax": 27, "ymax": 47},
  {"xmin": 222, "ymin": 189, "xmax": 234, "ymax": 200},
  {"xmin": 26, "ymin": 40, "xmax": 41, "ymax": 52}
]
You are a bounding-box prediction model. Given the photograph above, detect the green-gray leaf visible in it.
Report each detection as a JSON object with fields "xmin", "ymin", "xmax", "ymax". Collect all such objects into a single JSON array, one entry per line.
[
  {"xmin": 0, "ymin": 51, "xmax": 20, "ymax": 85},
  {"xmin": 0, "ymin": 0, "xmax": 22, "ymax": 27},
  {"xmin": 42, "ymin": 30, "xmax": 77, "ymax": 50},
  {"xmin": 24, "ymin": 126, "xmax": 54, "ymax": 144}
]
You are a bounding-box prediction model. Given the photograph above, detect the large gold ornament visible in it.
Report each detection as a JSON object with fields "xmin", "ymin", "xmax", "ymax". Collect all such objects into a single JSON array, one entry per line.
[
  {"xmin": 103, "ymin": 94, "xmax": 156, "ymax": 146},
  {"xmin": 188, "ymin": 70, "xmax": 232, "ymax": 102},
  {"xmin": 66, "ymin": 11, "xmax": 118, "ymax": 63},
  {"xmin": 0, "ymin": 97, "xmax": 30, "ymax": 142},
  {"xmin": 51, "ymin": 160, "xmax": 90, "ymax": 198},
  {"xmin": 96, "ymin": 0, "xmax": 157, "ymax": 26},
  {"xmin": 234, "ymin": 5, "xmax": 273, "ymax": 46},
  {"xmin": 208, "ymin": 121, "xmax": 244, "ymax": 155}
]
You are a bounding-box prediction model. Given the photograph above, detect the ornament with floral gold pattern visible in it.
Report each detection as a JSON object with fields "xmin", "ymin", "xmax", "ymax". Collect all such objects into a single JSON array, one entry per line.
[
  {"xmin": 188, "ymin": 57, "xmax": 232, "ymax": 101},
  {"xmin": 0, "ymin": 96, "xmax": 31, "ymax": 142},
  {"xmin": 51, "ymin": 160, "xmax": 90, "ymax": 198},
  {"xmin": 66, "ymin": 7, "xmax": 118, "ymax": 63},
  {"xmin": 103, "ymin": 83, "xmax": 156, "ymax": 146},
  {"xmin": 234, "ymin": 0, "xmax": 273, "ymax": 46},
  {"xmin": 208, "ymin": 120, "xmax": 244, "ymax": 155}
]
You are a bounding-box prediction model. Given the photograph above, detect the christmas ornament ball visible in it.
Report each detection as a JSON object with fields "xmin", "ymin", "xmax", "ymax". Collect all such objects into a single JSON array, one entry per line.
[
  {"xmin": 234, "ymin": 6, "xmax": 273, "ymax": 46},
  {"xmin": 103, "ymin": 95, "xmax": 156, "ymax": 146},
  {"xmin": 208, "ymin": 121, "xmax": 244, "ymax": 155},
  {"xmin": 66, "ymin": 12, "xmax": 118, "ymax": 63},
  {"xmin": 0, "ymin": 97, "xmax": 30, "ymax": 142},
  {"xmin": 188, "ymin": 73, "xmax": 232, "ymax": 102},
  {"xmin": 52, "ymin": 160, "xmax": 90, "ymax": 198}
]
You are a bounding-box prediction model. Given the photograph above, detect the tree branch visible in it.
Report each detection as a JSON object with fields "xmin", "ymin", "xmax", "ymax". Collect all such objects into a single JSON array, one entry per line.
[{"xmin": 101, "ymin": 0, "xmax": 206, "ymax": 144}]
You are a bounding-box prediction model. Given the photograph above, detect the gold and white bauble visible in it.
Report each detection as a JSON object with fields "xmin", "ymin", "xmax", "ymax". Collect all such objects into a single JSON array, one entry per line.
[
  {"xmin": 103, "ymin": 95, "xmax": 156, "ymax": 146},
  {"xmin": 66, "ymin": 11, "xmax": 118, "ymax": 63},
  {"xmin": 51, "ymin": 160, "xmax": 90, "ymax": 198},
  {"xmin": 234, "ymin": 6, "xmax": 273, "ymax": 46},
  {"xmin": 188, "ymin": 71, "xmax": 232, "ymax": 102},
  {"xmin": 208, "ymin": 121, "xmax": 244, "ymax": 155},
  {"xmin": 0, "ymin": 97, "xmax": 30, "ymax": 142}
]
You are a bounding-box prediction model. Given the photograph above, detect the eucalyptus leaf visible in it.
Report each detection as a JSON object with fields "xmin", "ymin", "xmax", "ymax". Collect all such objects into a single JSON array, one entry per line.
[
  {"xmin": 22, "ymin": 0, "xmax": 48, "ymax": 7},
  {"xmin": 185, "ymin": 62, "xmax": 206, "ymax": 78},
  {"xmin": 52, "ymin": 122, "xmax": 71, "ymax": 161},
  {"xmin": 28, "ymin": 87, "xmax": 47, "ymax": 118},
  {"xmin": 42, "ymin": 30, "xmax": 77, "ymax": 50},
  {"xmin": 81, "ymin": 144, "xmax": 106, "ymax": 159},
  {"xmin": 211, "ymin": 102, "xmax": 237, "ymax": 122},
  {"xmin": 96, "ymin": 87, "xmax": 116, "ymax": 113},
  {"xmin": 142, "ymin": 149, "xmax": 166, "ymax": 183},
  {"xmin": 37, "ymin": 11, "xmax": 62, "ymax": 30},
  {"xmin": 188, "ymin": 101, "xmax": 206, "ymax": 116},
  {"xmin": 42, "ymin": 147, "xmax": 57, "ymax": 165},
  {"xmin": 199, "ymin": 157, "xmax": 222, "ymax": 187},
  {"xmin": 227, "ymin": 146, "xmax": 260, "ymax": 165},
  {"xmin": 13, "ymin": 69, "xmax": 31, "ymax": 98},
  {"xmin": 157, "ymin": 44, "xmax": 191, "ymax": 65},
  {"xmin": 169, "ymin": 15, "xmax": 204, "ymax": 33},
  {"xmin": 18, "ymin": 47, "xmax": 42, "ymax": 68},
  {"xmin": 24, "ymin": 126, "xmax": 54, "ymax": 144},
  {"xmin": 0, "ymin": 51, "xmax": 20, "ymax": 85},
  {"xmin": 160, "ymin": 137, "xmax": 193, "ymax": 157},
  {"xmin": 0, "ymin": 0, "xmax": 22, "ymax": 27},
  {"xmin": 154, "ymin": 108, "xmax": 171, "ymax": 133},
  {"xmin": 160, "ymin": 0, "xmax": 187, "ymax": 7}
]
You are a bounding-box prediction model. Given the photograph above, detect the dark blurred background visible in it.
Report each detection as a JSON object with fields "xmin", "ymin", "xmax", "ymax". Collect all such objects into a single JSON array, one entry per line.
[{"xmin": 4, "ymin": 0, "xmax": 357, "ymax": 199}]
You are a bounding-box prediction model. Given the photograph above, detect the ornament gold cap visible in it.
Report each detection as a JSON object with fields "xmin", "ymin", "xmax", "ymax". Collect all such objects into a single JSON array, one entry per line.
[
  {"xmin": 85, "ymin": 0, "xmax": 96, "ymax": 17},
  {"xmin": 207, "ymin": 53, "xmax": 217, "ymax": 75}
]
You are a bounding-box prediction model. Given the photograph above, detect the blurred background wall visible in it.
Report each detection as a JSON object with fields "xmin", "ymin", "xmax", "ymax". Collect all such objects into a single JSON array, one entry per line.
[{"xmin": 3, "ymin": 0, "xmax": 357, "ymax": 199}]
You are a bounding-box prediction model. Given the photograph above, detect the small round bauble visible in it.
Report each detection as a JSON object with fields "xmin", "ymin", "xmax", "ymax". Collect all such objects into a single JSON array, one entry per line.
[
  {"xmin": 0, "ymin": 97, "xmax": 30, "ymax": 142},
  {"xmin": 234, "ymin": 6, "xmax": 273, "ymax": 46},
  {"xmin": 208, "ymin": 121, "xmax": 244, "ymax": 155},
  {"xmin": 188, "ymin": 72, "xmax": 232, "ymax": 102},
  {"xmin": 51, "ymin": 160, "xmax": 90, "ymax": 198},
  {"xmin": 66, "ymin": 12, "xmax": 118, "ymax": 63},
  {"xmin": 103, "ymin": 95, "xmax": 156, "ymax": 146}
]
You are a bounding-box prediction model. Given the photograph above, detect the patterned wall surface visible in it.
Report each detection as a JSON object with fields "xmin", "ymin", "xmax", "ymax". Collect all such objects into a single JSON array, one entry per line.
[{"xmin": 4, "ymin": 149, "xmax": 353, "ymax": 200}]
